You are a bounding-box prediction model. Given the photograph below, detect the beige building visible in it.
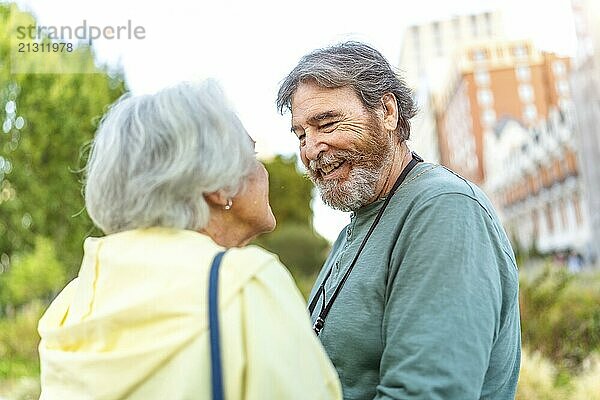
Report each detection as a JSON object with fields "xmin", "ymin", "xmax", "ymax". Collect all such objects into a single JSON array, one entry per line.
[
  {"xmin": 435, "ymin": 40, "xmax": 570, "ymax": 183},
  {"xmin": 399, "ymin": 10, "xmax": 504, "ymax": 163},
  {"xmin": 486, "ymin": 110, "xmax": 591, "ymax": 257},
  {"xmin": 569, "ymin": 0, "xmax": 600, "ymax": 264},
  {"xmin": 400, "ymin": 11, "xmax": 504, "ymax": 93},
  {"xmin": 408, "ymin": 86, "xmax": 439, "ymax": 163}
]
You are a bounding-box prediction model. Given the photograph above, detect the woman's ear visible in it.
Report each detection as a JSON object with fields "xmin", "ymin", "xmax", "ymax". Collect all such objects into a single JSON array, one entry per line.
[
  {"xmin": 381, "ymin": 93, "xmax": 399, "ymax": 133},
  {"xmin": 204, "ymin": 190, "xmax": 229, "ymax": 208}
]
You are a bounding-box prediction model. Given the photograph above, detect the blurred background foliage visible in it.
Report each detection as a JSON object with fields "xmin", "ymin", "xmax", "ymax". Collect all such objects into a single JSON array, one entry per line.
[
  {"xmin": 516, "ymin": 264, "xmax": 600, "ymax": 399},
  {"xmin": 0, "ymin": 3, "xmax": 125, "ymax": 280},
  {"xmin": 1, "ymin": 3, "xmax": 599, "ymax": 399}
]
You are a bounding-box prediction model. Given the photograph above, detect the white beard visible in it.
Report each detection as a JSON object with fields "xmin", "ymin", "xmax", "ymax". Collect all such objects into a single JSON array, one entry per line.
[
  {"xmin": 315, "ymin": 164, "xmax": 381, "ymax": 212},
  {"xmin": 309, "ymin": 148, "xmax": 393, "ymax": 212}
]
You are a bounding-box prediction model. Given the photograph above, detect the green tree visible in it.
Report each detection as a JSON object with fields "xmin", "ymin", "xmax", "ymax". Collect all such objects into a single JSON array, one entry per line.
[
  {"xmin": 255, "ymin": 155, "xmax": 330, "ymax": 296},
  {"xmin": 263, "ymin": 154, "xmax": 314, "ymax": 227},
  {"xmin": 0, "ymin": 236, "xmax": 65, "ymax": 313},
  {"xmin": 0, "ymin": 3, "xmax": 126, "ymax": 279}
]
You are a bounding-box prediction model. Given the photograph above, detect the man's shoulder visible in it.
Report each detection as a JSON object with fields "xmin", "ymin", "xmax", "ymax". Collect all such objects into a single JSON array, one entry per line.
[
  {"xmin": 399, "ymin": 163, "xmax": 498, "ymax": 219},
  {"xmin": 408, "ymin": 163, "xmax": 477, "ymax": 197}
]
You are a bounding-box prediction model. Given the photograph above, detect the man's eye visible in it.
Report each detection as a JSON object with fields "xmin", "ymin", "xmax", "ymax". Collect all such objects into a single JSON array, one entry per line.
[{"xmin": 321, "ymin": 121, "xmax": 337, "ymax": 130}]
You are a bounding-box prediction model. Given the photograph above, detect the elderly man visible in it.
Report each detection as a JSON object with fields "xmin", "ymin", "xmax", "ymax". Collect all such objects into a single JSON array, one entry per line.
[{"xmin": 277, "ymin": 42, "xmax": 521, "ymax": 400}]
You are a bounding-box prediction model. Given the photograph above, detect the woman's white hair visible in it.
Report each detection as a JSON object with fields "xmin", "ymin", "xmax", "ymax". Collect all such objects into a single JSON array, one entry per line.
[{"xmin": 84, "ymin": 79, "xmax": 255, "ymax": 234}]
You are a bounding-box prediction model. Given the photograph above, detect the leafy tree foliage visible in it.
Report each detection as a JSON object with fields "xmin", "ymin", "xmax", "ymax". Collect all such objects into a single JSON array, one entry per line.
[
  {"xmin": 0, "ymin": 236, "xmax": 65, "ymax": 313},
  {"xmin": 263, "ymin": 154, "xmax": 314, "ymax": 227},
  {"xmin": 520, "ymin": 265, "xmax": 600, "ymax": 372},
  {"xmin": 262, "ymin": 222, "xmax": 329, "ymax": 277},
  {"xmin": 0, "ymin": 3, "xmax": 126, "ymax": 278}
]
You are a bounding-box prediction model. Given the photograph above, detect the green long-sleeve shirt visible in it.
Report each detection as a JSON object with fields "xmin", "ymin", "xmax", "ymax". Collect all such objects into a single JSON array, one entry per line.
[{"xmin": 309, "ymin": 163, "xmax": 521, "ymax": 400}]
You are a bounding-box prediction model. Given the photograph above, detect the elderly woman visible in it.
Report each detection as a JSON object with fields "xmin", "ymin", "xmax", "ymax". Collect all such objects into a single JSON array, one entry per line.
[{"xmin": 37, "ymin": 80, "xmax": 342, "ymax": 400}]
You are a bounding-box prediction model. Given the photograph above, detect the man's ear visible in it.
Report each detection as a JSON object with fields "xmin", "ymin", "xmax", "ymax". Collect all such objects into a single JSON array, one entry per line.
[
  {"xmin": 204, "ymin": 190, "xmax": 229, "ymax": 208},
  {"xmin": 381, "ymin": 93, "xmax": 399, "ymax": 133}
]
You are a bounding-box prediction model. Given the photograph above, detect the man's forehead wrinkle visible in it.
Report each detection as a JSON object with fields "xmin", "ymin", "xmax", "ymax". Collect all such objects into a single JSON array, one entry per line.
[
  {"xmin": 291, "ymin": 84, "xmax": 357, "ymax": 130},
  {"xmin": 292, "ymin": 109, "xmax": 342, "ymax": 127},
  {"xmin": 313, "ymin": 111, "xmax": 343, "ymax": 122}
]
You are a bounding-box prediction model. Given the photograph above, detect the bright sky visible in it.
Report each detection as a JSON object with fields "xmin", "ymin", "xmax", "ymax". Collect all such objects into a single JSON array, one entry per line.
[{"xmin": 14, "ymin": 0, "xmax": 577, "ymax": 242}]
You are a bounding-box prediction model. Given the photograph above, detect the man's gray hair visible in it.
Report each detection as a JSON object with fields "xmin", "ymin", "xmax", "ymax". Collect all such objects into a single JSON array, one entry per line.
[
  {"xmin": 276, "ymin": 41, "xmax": 417, "ymax": 141},
  {"xmin": 85, "ymin": 80, "xmax": 255, "ymax": 234}
]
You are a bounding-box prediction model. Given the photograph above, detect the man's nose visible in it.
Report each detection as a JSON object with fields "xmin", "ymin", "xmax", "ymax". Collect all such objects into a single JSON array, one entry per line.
[{"xmin": 304, "ymin": 133, "xmax": 329, "ymax": 161}]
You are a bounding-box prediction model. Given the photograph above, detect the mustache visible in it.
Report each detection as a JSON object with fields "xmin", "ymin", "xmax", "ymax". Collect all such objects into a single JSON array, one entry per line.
[
  {"xmin": 308, "ymin": 153, "xmax": 340, "ymax": 173},
  {"xmin": 307, "ymin": 150, "xmax": 371, "ymax": 174}
]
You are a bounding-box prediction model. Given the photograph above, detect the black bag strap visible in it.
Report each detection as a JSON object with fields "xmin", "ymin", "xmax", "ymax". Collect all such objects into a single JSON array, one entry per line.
[
  {"xmin": 308, "ymin": 152, "xmax": 423, "ymax": 335},
  {"xmin": 209, "ymin": 251, "xmax": 226, "ymax": 400}
]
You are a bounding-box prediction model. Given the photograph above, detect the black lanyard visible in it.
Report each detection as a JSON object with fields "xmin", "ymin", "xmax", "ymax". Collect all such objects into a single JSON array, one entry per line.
[{"xmin": 308, "ymin": 152, "xmax": 423, "ymax": 336}]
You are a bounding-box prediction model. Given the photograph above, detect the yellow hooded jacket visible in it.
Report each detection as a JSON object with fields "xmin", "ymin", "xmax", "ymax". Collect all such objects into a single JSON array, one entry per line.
[{"xmin": 38, "ymin": 228, "xmax": 342, "ymax": 400}]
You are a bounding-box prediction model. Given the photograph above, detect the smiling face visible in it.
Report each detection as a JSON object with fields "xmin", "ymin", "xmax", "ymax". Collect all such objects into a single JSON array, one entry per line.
[{"xmin": 290, "ymin": 81, "xmax": 393, "ymax": 211}]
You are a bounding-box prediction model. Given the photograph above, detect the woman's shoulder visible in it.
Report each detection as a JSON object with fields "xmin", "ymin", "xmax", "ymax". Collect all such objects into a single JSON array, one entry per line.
[
  {"xmin": 93, "ymin": 228, "xmax": 298, "ymax": 300},
  {"xmin": 222, "ymin": 245, "xmax": 309, "ymax": 322},
  {"xmin": 226, "ymin": 244, "xmax": 279, "ymax": 264},
  {"xmin": 221, "ymin": 245, "xmax": 295, "ymax": 290}
]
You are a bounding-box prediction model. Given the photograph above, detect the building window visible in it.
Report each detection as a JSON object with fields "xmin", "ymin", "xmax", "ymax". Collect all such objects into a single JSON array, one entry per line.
[
  {"xmin": 556, "ymin": 80, "xmax": 570, "ymax": 96},
  {"xmin": 433, "ymin": 21, "xmax": 443, "ymax": 56},
  {"xmin": 573, "ymin": 195, "xmax": 583, "ymax": 224},
  {"xmin": 516, "ymin": 65, "xmax": 531, "ymax": 81},
  {"xmin": 513, "ymin": 45, "xmax": 527, "ymax": 58},
  {"xmin": 518, "ymin": 84, "xmax": 534, "ymax": 102},
  {"xmin": 497, "ymin": 46, "xmax": 504, "ymax": 59},
  {"xmin": 470, "ymin": 14, "xmax": 478, "ymax": 37},
  {"xmin": 477, "ymin": 89, "xmax": 493, "ymax": 106},
  {"xmin": 473, "ymin": 49, "xmax": 486, "ymax": 61},
  {"xmin": 412, "ymin": 26, "xmax": 420, "ymax": 47},
  {"xmin": 482, "ymin": 109, "xmax": 496, "ymax": 126},
  {"xmin": 484, "ymin": 12, "xmax": 493, "ymax": 36},
  {"xmin": 552, "ymin": 60, "xmax": 566, "ymax": 76},
  {"xmin": 559, "ymin": 99, "xmax": 571, "ymax": 112},
  {"xmin": 453, "ymin": 17, "xmax": 461, "ymax": 40},
  {"xmin": 559, "ymin": 199, "xmax": 568, "ymax": 229},
  {"xmin": 546, "ymin": 204, "xmax": 554, "ymax": 233},
  {"xmin": 524, "ymin": 104, "xmax": 538, "ymax": 122},
  {"xmin": 412, "ymin": 26, "xmax": 420, "ymax": 67},
  {"xmin": 560, "ymin": 156, "xmax": 569, "ymax": 174},
  {"xmin": 475, "ymin": 70, "xmax": 490, "ymax": 86}
]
